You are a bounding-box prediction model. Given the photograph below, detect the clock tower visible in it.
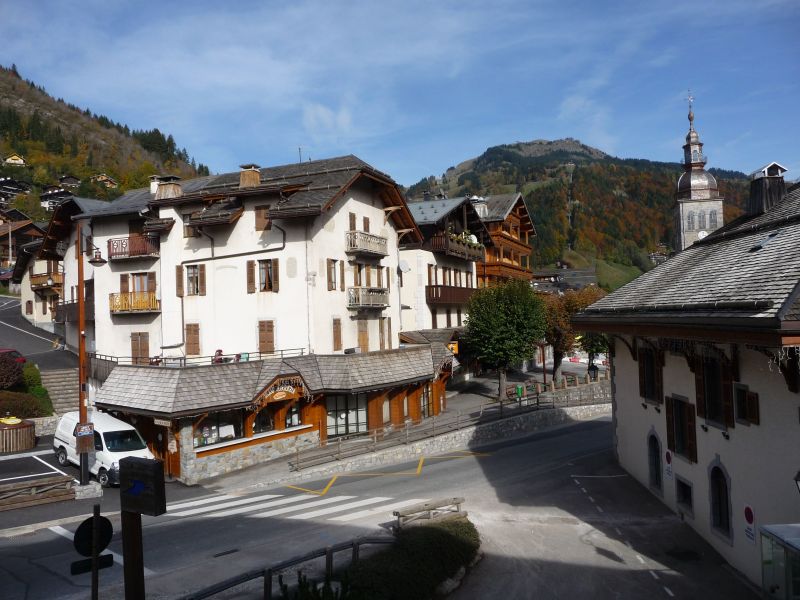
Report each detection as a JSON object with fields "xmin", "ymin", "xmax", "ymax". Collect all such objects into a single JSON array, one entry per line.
[{"xmin": 673, "ymin": 94, "xmax": 724, "ymax": 252}]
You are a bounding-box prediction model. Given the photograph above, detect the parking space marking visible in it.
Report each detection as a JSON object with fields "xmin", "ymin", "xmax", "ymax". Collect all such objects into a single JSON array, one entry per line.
[
  {"xmin": 569, "ymin": 474, "xmax": 628, "ymax": 479},
  {"xmin": 0, "ymin": 320, "xmax": 58, "ymax": 342},
  {"xmin": 580, "ymin": 487, "xmax": 587, "ymax": 493},
  {"xmin": 0, "ymin": 448, "xmax": 52, "ymax": 461},
  {"xmin": 650, "ymin": 570, "xmax": 659, "ymax": 580},
  {"xmin": 596, "ymin": 505, "xmax": 604, "ymax": 513},
  {"xmin": 588, "ymin": 496, "xmax": 595, "ymax": 503},
  {"xmin": 614, "ymin": 527, "xmax": 622, "ymax": 535},
  {"xmin": 49, "ymin": 526, "xmax": 156, "ymax": 576},
  {"xmin": 0, "ymin": 472, "xmax": 56, "ymax": 483},
  {"xmin": 636, "ymin": 554, "xmax": 645, "ymax": 564},
  {"xmin": 33, "ymin": 455, "xmax": 76, "ymax": 481},
  {"xmin": 664, "ymin": 586, "xmax": 674, "ymax": 597}
]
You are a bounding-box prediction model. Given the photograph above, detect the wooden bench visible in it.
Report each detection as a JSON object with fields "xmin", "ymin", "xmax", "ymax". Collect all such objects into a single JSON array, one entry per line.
[
  {"xmin": 0, "ymin": 475, "xmax": 75, "ymax": 511},
  {"xmin": 393, "ymin": 497, "xmax": 466, "ymax": 529}
]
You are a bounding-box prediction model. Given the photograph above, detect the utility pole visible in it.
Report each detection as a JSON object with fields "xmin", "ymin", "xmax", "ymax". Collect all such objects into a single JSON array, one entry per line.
[{"xmin": 76, "ymin": 221, "xmax": 89, "ymax": 485}]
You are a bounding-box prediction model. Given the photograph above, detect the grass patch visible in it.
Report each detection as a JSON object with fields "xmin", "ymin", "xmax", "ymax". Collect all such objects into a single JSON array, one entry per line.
[
  {"xmin": 561, "ymin": 249, "xmax": 592, "ymax": 269},
  {"xmin": 596, "ymin": 259, "xmax": 642, "ymax": 291},
  {"xmin": 0, "ymin": 390, "xmax": 54, "ymax": 418}
]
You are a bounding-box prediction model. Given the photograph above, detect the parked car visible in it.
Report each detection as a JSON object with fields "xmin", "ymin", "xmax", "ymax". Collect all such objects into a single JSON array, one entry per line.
[
  {"xmin": 53, "ymin": 411, "xmax": 154, "ymax": 486},
  {"xmin": 0, "ymin": 349, "xmax": 26, "ymax": 363}
]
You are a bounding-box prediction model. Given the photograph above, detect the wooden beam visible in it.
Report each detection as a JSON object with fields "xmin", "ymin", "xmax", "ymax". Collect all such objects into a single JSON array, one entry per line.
[{"xmin": 383, "ymin": 206, "xmax": 402, "ymax": 224}]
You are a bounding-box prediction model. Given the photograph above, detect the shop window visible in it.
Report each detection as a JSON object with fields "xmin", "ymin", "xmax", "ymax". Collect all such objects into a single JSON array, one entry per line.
[
  {"xmin": 285, "ymin": 404, "xmax": 301, "ymax": 428},
  {"xmin": 326, "ymin": 394, "xmax": 367, "ymax": 437},
  {"xmin": 193, "ymin": 410, "xmax": 244, "ymax": 448},
  {"xmin": 676, "ymin": 477, "xmax": 693, "ymax": 514},
  {"xmin": 710, "ymin": 466, "xmax": 731, "ymax": 537},
  {"xmin": 253, "ymin": 406, "xmax": 275, "ymax": 434},
  {"xmin": 421, "ymin": 384, "xmax": 433, "ymax": 418}
]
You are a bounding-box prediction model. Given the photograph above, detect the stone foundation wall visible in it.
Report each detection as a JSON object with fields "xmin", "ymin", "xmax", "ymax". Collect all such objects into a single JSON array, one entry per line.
[{"xmin": 31, "ymin": 416, "xmax": 60, "ymax": 436}]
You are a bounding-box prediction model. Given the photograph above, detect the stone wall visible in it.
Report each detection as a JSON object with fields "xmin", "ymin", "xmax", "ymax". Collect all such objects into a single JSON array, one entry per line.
[{"xmin": 31, "ymin": 416, "xmax": 60, "ymax": 436}]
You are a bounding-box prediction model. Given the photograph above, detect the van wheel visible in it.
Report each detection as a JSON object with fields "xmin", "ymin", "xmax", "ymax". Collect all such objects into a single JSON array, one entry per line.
[
  {"xmin": 98, "ymin": 468, "xmax": 110, "ymax": 487},
  {"xmin": 56, "ymin": 447, "xmax": 68, "ymax": 466}
]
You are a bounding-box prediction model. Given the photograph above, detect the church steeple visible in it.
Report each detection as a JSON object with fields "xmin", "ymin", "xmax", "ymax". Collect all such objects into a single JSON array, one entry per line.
[{"xmin": 682, "ymin": 92, "xmax": 706, "ymax": 168}]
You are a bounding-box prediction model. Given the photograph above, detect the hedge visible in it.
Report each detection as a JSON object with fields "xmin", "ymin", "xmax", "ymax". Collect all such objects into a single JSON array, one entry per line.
[{"xmin": 0, "ymin": 390, "xmax": 54, "ymax": 418}]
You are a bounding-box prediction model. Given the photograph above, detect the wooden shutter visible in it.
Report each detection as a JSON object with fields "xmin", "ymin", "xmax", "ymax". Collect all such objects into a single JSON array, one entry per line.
[
  {"xmin": 185, "ymin": 324, "xmax": 200, "ymax": 355},
  {"xmin": 694, "ymin": 357, "xmax": 706, "ymax": 418},
  {"xmin": 147, "ymin": 272, "xmax": 156, "ymax": 293},
  {"xmin": 259, "ymin": 320, "xmax": 275, "ymax": 353},
  {"xmin": 386, "ymin": 267, "xmax": 390, "ymax": 292},
  {"xmin": 746, "ymin": 391, "xmax": 760, "ymax": 425},
  {"xmin": 376, "ymin": 266, "xmax": 383, "ymax": 288},
  {"xmin": 366, "ymin": 265, "xmax": 372, "ymax": 287},
  {"xmin": 354, "ymin": 264, "xmax": 361, "ymax": 286},
  {"xmin": 120, "ymin": 274, "xmax": 129, "ymax": 293},
  {"xmin": 686, "ymin": 402, "xmax": 697, "ymax": 463},
  {"xmin": 446, "ymin": 309, "xmax": 452, "ymax": 328},
  {"xmin": 432, "ymin": 310, "xmax": 438, "ymax": 329},
  {"xmin": 25, "ymin": 300, "xmax": 32, "ymax": 315},
  {"xmin": 247, "ymin": 260, "xmax": 256, "ymax": 294},
  {"xmin": 255, "ymin": 205, "xmax": 270, "ymax": 231},
  {"xmin": 665, "ymin": 396, "xmax": 675, "ymax": 452},
  {"xmin": 427, "ymin": 264, "xmax": 433, "ymax": 286},
  {"xmin": 387, "ymin": 318, "xmax": 392, "ymax": 350},
  {"xmin": 349, "ymin": 212, "xmax": 356, "ymax": 231},
  {"xmin": 131, "ymin": 332, "xmax": 149, "ymax": 366},
  {"xmin": 358, "ymin": 319, "xmax": 369, "ymax": 353},
  {"xmin": 637, "ymin": 349, "xmax": 647, "ymax": 398},
  {"xmin": 198, "ymin": 264, "xmax": 206, "ymax": 296},
  {"xmin": 176, "ymin": 266, "xmax": 184, "ymax": 297},
  {"xmin": 340, "ymin": 261, "xmax": 345, "ymax": 291},
  {"xmin": 379, "ymin": 317, "xmax": 386, "ymax": 350},
  {"xmin": 363, "ymin": 216, "xmax": 370, "ymax": 233},
  {"xmin": 333, "ymin": 318, "xmax": 342, "ymax": 351},
  {"xmin": 655, "ymin": 351, "xmax": 664, "ymax": 404},
  {"xmin": 327, "ymin": 259, "xmax": 335, "ymax": 291},
  {"xmin": 722, "ymin": 360, "xmax": 735, "ymax": 428},
  {"xmin": 271, "ymin": 259, "xmax": 279, "ymax": 292}
]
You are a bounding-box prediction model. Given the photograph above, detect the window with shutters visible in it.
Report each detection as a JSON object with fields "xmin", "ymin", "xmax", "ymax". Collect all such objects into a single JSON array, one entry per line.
[
  {"xmin": 733, "ymin": 383, "xmax": 760, "ymax": 425},
  {"xmin": 25, "ymin": 300, "xmax": 33, "ymax": 315},
  {"xmin": 183, "ymin": 214, "xmax": 198, "ymax": 238},
  {"xmin": 258, "ymin": 259, "xmax": 278, "ymax": 292},
  {"xmin": 695, "ymin": 354, "xmax": 733, "ymax": 427},
  {"xmin": 637, "ymin": 347, "xmax": 662, "ymax": 403},
  {"xmin": 354, "ymin": 263, "xmax": 362, "ymax": 287},
  {"xmin": 332, "ymin": 318, "xmax": 342, "ymax": 351},
  {"xmin": 258, "ymin": 320, "xmax": 275, "ymax": 354},
  {"xmin": 363, "ymin": 216, "xmax": 369, "ymax": 233},
  {"xmin": 185, "ymin": 323, "xmax": 200, "ymax": 355},
  {"xmin": 130, "ymin": 272, "xmax": 153, "ymax": 292},
  {"xmin": 379, "ymin": 317, "xmax": 386, "ymax": 350},
  {"xmin": 467, "ymin": 272, "xmax": 473, "ymax": 288},
  {"xmin": 702, "ymin": 357, "xmax": 723, "ymax": 424},
  {"xmin": 666, "ymin": 396, "xmax": 697, "ymax": 462},
  {"xmin": 186, "ymin": 265, "xmax": 200, "ymax": 295},
  {"xmin": 131, "ymin": 332, "xmax": 150, "ymax": 366},
  {"xmin": 349, "ymin": 212, "xmax": 356, "ymax": 231},
  {"xmin": 357, "ymin": 319, "xmax": 369, "ymax": 353},
  {"xmin": 327, "ymin": 259, "xmax": 338, "ymax": 291}
]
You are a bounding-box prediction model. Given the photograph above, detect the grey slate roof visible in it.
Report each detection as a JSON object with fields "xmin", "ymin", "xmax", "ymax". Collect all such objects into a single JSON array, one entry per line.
[
  {"xmin": 399, "ymin": 328, "xmax": 459, "ymax": 374},
  {"xmin": 95, "ymin": 347, "xmax": 435, "ymax": 416},
  {"xmin": 407, "ymin": 198, "xmax": 470, "ymax": 225},
  {"xmin": 579, "ymin": 184, "xmax": 800, "ymax": 327},
  {"xmin": 483, "ymin": 193, "xmax": 524, "ymax": 222}
]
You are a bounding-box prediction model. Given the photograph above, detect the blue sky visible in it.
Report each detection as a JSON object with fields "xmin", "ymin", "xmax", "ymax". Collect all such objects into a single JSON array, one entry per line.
[{"xmin": 1, "ymin": 0, "xmax": 798, "ymax": 185}]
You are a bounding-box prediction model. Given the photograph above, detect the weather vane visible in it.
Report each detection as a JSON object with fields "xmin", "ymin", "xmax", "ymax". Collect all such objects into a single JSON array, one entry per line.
[{"xmin": 686, "ymin": 89, "xmax": 694, "ymax": 110}]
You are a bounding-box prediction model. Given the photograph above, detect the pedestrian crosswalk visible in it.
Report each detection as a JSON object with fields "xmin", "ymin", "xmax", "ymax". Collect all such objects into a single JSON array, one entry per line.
[{"xmin": 165, "ymin": 491, "xmax": 428, "ymax": 526}]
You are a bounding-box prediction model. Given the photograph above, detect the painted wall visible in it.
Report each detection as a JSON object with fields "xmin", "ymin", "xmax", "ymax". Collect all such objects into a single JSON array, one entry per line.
[
  {"xmin": 19, "ymin": 257, "xmax": 57, "ymax": 333},
  {"xmin": 612, "ymin": 338, "xmax": 800, "ymax": 585}
]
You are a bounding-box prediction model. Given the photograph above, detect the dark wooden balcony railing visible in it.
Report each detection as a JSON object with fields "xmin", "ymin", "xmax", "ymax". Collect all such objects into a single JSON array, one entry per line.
[
  {"xmin": 109, "ymin": 291, "xmax": 161, "ymax": 314},
  {"xmin": 429, "ymin": 233, "xmax": 485, "ymax": 262},
  {"xmin": 55, "ymin": 298, "xmax": 94, "ymax": 323},
  {"xmin": 425, "ymin": 285, "xmax": 475, "ymax": 306},
  {"xmin": 107, "ymin": 234, "xmax": 160, "ymax": 261},
  {"xmin": 345, "ymin": 231, "xmax": 388, "ymax": 257},
  {"xmin": 30, "ymin": 272, "xmax": 63, "ymax": 290},
  {"xmin": 347, "ymin": 286, "xmax": 389, "ymax": 309}
]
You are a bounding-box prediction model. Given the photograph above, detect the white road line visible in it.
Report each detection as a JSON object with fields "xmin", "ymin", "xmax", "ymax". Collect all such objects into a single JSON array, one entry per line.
[
  {"xmin": 0, "ymin": 448, "xmax": 53, "ymax": 461},
  {"xmin": 580, "ymin": 487, "xmax": 587, "ymax": 493},
  {"xmin": 624, "ymin": 541, "xmax": 632, "ymax": 548},
  {"xmin": 252, "ymin": 496, "xmax": 357, "ymax": 519},
  {"xmin": 569, "ymin": 474, "xmax": 628, "ymax": 478},
  {"xmin": 596, "ymin": 506, "xmax": 604, "ymax": 513},
  {"xmin": 167, "ymin": 494, "xmax": 239, "ymax": 511},
  {"xmin": 615, "ymin": 527, "xmax": 622, "ymax": 535},
  {"xmin": 169, "ymin": 494, "xmax": 283, "ymax": 517},
  {"xmin": 636, "ymin": 554, "xmax": 645, "ymax": 564},
  {"xmin": 32, "ymin": 455, "xmax": 76, "ymax": 482},
  {"xmin": 49, "ymin": 525, "xmax": 156, "ymax": 576},
  {"xmin": 289, "ymin": 497, "xmax": 393, "ymax": 520},
  {"xmin": 650, "ymin": 570, "xmax": 659, "ymax": 580},
  {"xmin": 588, "ymin": 496, "xmax": 595, "ymax": 503},
  {"xmin": 0, "ymin": 471, "xmax": 56, "ymax": 483},
  {"xmin": 202, "ymin": 495, "xmax": 318, "ymax": 518},
  {"xmin": 0, "ymin": 320, "xmax": 58, "ymax": 342},
  {"xmin": 330, "ymin": 498, "xmax": 429, "ymax": 523},
  {"xmin": 664, "ymin": 586, "xmax": 674, "ymax": 597},
  {"xmin": 573, "ymin": 479, "xmax": 580, "ymax": 485}
]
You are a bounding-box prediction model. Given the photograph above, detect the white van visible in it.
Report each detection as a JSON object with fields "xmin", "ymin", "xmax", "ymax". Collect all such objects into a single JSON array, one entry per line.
[{"xmin": 53, "ymin": 411, "xmax": 154, "ymax": 486}]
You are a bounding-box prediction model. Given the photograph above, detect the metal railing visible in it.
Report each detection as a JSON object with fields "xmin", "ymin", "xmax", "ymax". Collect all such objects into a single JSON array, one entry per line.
[
  {"xmin": 179, "ymin": 536, "xmax": 395, "ymax": 600},
  {"xmin": 107, "ymin": 234, "xmax": 160, "ymax": 260},
  {"xmin": 108, "ymin": 291, "xmax": 161, "ymax": 313},
  {"xmin": 429, "ymin": 233, "xmax": 484, "ymax": 262},
  {"xmin": 346, "ymin": 286, "xmax": 389, "ymax": 308},
  {"xmin": 55, "ymin": 298, "xmax": 94, "ymax": 323},
  {"xmin": 345, "ymin": 230, "xmax": 388, "ymax": 256},
  {"xmin": 291, "ymin": 379, "xmax": 610, "ymax": 472}
]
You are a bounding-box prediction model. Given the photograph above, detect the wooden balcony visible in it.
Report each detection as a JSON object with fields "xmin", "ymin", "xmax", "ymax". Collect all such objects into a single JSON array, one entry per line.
[
  {"xmin": 107, "ymin": 234, "xmax": 160, "ymax": 261},
  {"xmin": 55, "ymin": 299, "xmax": 94, "ymax": 323},
  {"xmin": 109, "ymin": 291, "xmax": 161, "ymax": 314},
  {"xmin": 30, "ymin": 272, "xmax": 63, "ymax": 291},
  {"xmin": 479, "ymin": 262, "xmax": 533, "ymax": 282},
  {"xmin": 347, "ymin": 286, "xmax": 389, "ymax": 309},
  {"xmin": 345, "ymin": 231, "xmax": 388, "ymax": 257},
  {"xmin": 425, "ymin": 285, "xmax": 475, "ymax": 306},
  {"xmin": 429, "ymin": 233, "xmax": 485, "ymax": 262}
]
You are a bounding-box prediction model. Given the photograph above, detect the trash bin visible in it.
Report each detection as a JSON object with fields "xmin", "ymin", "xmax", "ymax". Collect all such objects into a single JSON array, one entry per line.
[{"xmin": 516, "ymin": 384, "xmax": 524, "ymax": 398}]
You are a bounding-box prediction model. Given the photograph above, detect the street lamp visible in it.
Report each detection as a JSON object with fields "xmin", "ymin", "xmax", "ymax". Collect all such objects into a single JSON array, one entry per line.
[{"xmin": 74, "ymin": 220, "xmax": 106, "ymax": 486}]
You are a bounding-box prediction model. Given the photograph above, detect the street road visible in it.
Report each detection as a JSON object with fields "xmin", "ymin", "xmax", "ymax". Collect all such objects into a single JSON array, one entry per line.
[
  {"xmin": 0, "ymin": 295, "xmax": 77, "ymax": 370},
  {"xmin": 0, "ymin": 417, "xmax": 755, "ymax": 599}
]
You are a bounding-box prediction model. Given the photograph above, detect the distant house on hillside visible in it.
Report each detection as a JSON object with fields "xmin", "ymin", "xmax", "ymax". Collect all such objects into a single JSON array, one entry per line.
[
  {"xmin": 90, "ymin": 173, "xmax": 118, "ymax": 189},
  {"xmin": 0, "ymin": 177, "xmax": 31, "ymax": 206},
  {"xmin": 58, "ymin": 174, "xmax": 81, "ymax": 188},
  {"xmin": 40, "ymin": 187, "xmax": 73, "ymax": 211},
  {"xmin": 2, "ymin": 153, "xmax": 26, "ymax": 167}
]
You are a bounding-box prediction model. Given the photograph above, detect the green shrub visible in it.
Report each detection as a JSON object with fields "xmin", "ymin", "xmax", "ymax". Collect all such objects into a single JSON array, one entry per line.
[
  {"xmin": 0, "ymin": 390, "xmax": 54, "ymax": 418},
  {"xmin": 0, "ymin": 354, "xmax": 23, "ymax": 390},
  {"xmin": 344, "ymin": 517, "xmax": 480, "ymax": 600},
  {"xmin": 279, "ymin": 572, "xmax": 347, "ymax": 599},
  {"xmin": 22, "ymin": 362, "xmax": 42, "ymax": 389}
]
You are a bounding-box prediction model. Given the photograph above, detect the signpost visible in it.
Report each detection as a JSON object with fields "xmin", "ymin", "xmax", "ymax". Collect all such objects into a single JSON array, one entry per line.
[
  {"xmin": 664, "ymin": 450, "xmax": 673, "ymax": 480},
  {"xmin": 70, "ymin": 504, "xmax": 114, "ymax": 600},
  {"xmin": 74, "ymin": 422, "xmax": 94, "ymax": 454},
  {"xmin": 744, "ymin": 505, "xmax": 756, "ymax": 544},
  {"xmin": 120, "ymin": 457, "xmax": 166, "ymax": 600}
]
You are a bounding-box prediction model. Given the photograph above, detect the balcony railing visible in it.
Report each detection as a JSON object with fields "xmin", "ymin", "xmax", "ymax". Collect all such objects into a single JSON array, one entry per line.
[
  {"xmin": 30, "ymin": 272, "xmax": 63, "ymax": 290},
  {"xmin": 347, "ymin": 286, "xmax": 389, "ymax": 309},
  {"xmin": 55, "ymin": 298, "xmax": 94, "ymax": 323},
  {"xmin": 107, "ymin": 234, "xmax": 160, "ymax": 261},
  {"xmin": 109, "ymin": 291, "xmax": 161, "ymax": 314},
  {"xmin": 429, "ymin": 233, "xmax": 485, "ymax": 262},
  {"xmin": 345, "ymin": 231, "xmax": 388, "ymax": 257},
  {"xmin": 425, "ymin": 285, "xmax": 475, "ymax": 306}
]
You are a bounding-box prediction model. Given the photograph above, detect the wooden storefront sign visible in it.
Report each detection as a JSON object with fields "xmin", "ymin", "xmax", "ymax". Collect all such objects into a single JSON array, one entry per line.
[{"xmin": 251, "ymin": 376, "xmax": 304, "ymax": 410}]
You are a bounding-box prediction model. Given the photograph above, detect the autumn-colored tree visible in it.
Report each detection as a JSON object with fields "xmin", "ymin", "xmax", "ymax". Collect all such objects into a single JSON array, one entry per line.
[{"xmin": 0, "ymin": 354, "xmax": 23, "ymax": 390}]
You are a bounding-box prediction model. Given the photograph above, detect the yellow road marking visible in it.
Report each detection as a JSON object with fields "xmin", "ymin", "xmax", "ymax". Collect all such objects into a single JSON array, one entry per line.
[{"xmin": 285, "ymin": 475, "xmax": 338, "ymax": 496}]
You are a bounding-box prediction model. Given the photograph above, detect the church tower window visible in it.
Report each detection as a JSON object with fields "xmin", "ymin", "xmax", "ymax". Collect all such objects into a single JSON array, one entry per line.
[
  {"xmin": 699, "ymin": 211, "xmax": 706, "ymax": 230},
  {"xmin": 687, "ymin": 212, "xmax": 695, "ymax": 231},
  {"xmin": 709, "ymin": 210, "xmax": 718, "ymax": 229}
]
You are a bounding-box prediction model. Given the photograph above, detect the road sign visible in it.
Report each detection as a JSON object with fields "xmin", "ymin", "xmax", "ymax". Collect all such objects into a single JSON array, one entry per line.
[
  {"xmin": 71, "ymin": 553, "xmax": 114, "ymax": 575},
  {"xmin": 119, "ymin": 457, "xmax": 166, "ymax": 516},
  {"xmin": 74, "ymin": 515, "xmax": 113, "ymax": 557}
]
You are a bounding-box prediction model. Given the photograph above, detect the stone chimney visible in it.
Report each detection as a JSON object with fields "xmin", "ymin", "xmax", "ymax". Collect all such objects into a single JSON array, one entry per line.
[
  {"xmin": 150, "ymin": 174, "xmax": 181, "ymax": 196},
  {"xmin": 155, "ymin": 179, "xmax": 183, "ymax": 200},
  {"xmin": 747, "ymin": 162, "xmax": 787, "ymax": 216},
  {"xmin": 149, "ymin": 175, "xmax": 161, "ymax": 194},
  {"xmin": 239, "ymin": 164, "xmax": 261, "ymax": 189}
]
